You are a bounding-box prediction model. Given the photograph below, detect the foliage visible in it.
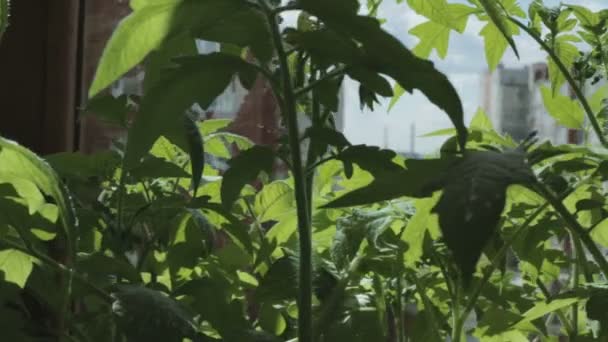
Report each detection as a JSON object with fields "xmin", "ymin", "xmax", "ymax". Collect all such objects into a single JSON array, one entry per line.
[{"xmin": 1, "ymin": 0, "xmax": 608, "ymax": 341}]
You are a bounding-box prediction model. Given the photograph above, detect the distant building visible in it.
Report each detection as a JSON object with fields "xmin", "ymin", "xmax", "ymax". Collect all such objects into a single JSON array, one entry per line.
[{"xmin": 481, "ymin": 63, "xmax": 580, "ymax": 145}]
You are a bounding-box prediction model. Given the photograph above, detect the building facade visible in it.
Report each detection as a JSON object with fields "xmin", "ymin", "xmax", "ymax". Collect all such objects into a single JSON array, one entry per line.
[{"xmin": 481, "ymin": 63, "xmax": 579, "ymax": 145}]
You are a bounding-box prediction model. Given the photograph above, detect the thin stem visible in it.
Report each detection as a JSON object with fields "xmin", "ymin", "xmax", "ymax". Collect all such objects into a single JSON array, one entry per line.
[
  {"xmin": 509, "ymin": 17, "xmax": 608, "ymax": 148},
  {"xmin": 294, "ymin": 66, "xmax": 349, "ymax": 98},
  {"xmin": 534, "ymin": 182, "xmax": 608, "ymax": 280},
  {"xmin": 451, "ymin": 280, "xmax": 463, "ymax": 342},
  {"xmin": 536, "ymin": 278, "xmax": 575, "ymax": 335},
  {"xmin": 260, "ymin": 1, "xmax": 313, "ymax": 341},
  {"xmin": 462, "ymin": 202, "xmax": 550, "ymax": 320},
  {"xmin": 306, "ymin": 155, "xmax": 337, "ymax": 175},
  {"xmin": 570, "ymin": 232, "xmax": 580, "ymax": 339},
  {"xmin": 395, "ymin": 275, "xmax": 405, "ymax": 342},
  {"xmin": 407, "ymin": 272, "xmax": 443, "ymax": 342},
  {"xmin": 116, "ymin": 163, "xmax": 127, "ymax": 233}
]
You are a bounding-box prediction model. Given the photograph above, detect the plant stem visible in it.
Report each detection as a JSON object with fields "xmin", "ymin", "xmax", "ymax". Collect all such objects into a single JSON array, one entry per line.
[
  {"xmin": 261, "ymin": 2, "xmax": 313, "ymax": 341},
  {"xmin": 570, "ymin": 232, "xmax": 580, "ymax": 339},
  {"xmin": 509, "ymin": 17, "xmax": 608, "ymax": 148},
  {"xmin": 534, "ymin": 182, "xmax": 608, "ymax": 280},
  {"xmin": 406, "ymin": 272, "xmax": 443, "ymax": 342},
  {"xmin": 461, "ymin": 202, "xmax": 550, "ymax": 321},
  {"xmin": 536, "ymin": 279, "xmax": 575, "ymax": 335},
  {"xmin": 451, "ymin": 280, "xmax": 463, "ymax": 342}
]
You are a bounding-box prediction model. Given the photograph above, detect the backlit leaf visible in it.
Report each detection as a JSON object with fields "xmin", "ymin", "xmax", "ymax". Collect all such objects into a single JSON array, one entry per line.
[
  {"xmin": 540, "ymin": 86, "xmax": 584, "ymax": 128},
  {"xmin": 0, "ymin": 249, "xmax": 34, "ymax": 288},
  {"xmin": 221, "ymin": 146, "xmax": 275, "ymax": 209}
]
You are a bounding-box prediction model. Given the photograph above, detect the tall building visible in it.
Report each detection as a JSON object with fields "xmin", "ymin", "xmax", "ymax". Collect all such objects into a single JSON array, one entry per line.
[{"xmin": 481, "ymin": 63, "xmax": 578, "ymax": 145}]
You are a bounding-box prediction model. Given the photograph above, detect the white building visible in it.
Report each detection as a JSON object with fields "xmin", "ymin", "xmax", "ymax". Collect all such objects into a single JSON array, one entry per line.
[{"xmin": 481, "ymin": 63, "xmax": 576, "ymax": 145}]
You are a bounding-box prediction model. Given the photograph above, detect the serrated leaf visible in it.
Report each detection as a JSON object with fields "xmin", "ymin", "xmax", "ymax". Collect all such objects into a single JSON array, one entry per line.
[
  {"xmin": 221, "ymin": 146, "xmax": 275, "ymax": 209},
  {"xmin": 332, "ymin": 212, "xmax": 366, "ymax": 269},
  {"xmin": 193, "ymin": 3, "xmax": 273, "ymax": 62},
  {"xmin": 408, "ymin": 4, "xmax": 476, "ymax": 59},
  {"xmin": 254, "ymin": 181, "xmax": 295, "ymax": 222},
  {"xmin": 323, "ymin": 157, "xmax": 451, "ymax": 208},
  {"xmin": 540, "ymin": 86, "xmax": 584, "ymax": 128},
  {"xmin": 433, "ymin": 150, "xmax": 535, "ymax": 284},
  {"xmin": 0, "ymin": 249, "xmax": 34, "ymax": 288},
  {"xmin": 112, "ymin": 285, "xmax": 198, "ymax": 342},
  {"xmin": 347, "ymin": 67, "xmax": 393, "ymax": 97},
  {"xmin": 124, "ymin": 53, "xmax": 253, "ymax": 169},
  {"xmin": 480, "ymin": 20, "xmax": 519, "ymax": 71},
  {"xmin": 516, "ymin": 297, "xmax": 580, "ymax": 326},
  {"xmin": 548, "ymin": 37, "xmax": 578, "ymax": 94},
  {"xmin": 0, "ymin": 137, "xmax": 77, "ymax": 248},
  {"xmin": 478, "ymin": 0, "xmax": 519, "ymax": 60},
  {"xmin": 89, "ymin": 0, "xmax": 240, "ymax": 97},
  {"xmin": 410, "ymin": 21, "xmax": 451, "ymax": 59},
  {"xmin": 298, "ymin": 0, "xmax": 467, "ymax": 149}
]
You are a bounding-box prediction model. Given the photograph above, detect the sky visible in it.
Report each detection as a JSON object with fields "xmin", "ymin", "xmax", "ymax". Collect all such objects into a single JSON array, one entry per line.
[{"xmin": 321, "ymin": 0, "xmax": 606, "ymax": 154}]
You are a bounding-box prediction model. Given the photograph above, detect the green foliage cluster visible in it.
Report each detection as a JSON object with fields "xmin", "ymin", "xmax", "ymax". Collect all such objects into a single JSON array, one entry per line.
[{"xmin": 1, "ymin": 0, "xmax": 608, "ymax": 341}]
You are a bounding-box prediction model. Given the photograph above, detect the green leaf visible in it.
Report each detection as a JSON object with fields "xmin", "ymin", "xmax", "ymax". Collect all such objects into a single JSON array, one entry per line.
[
  {"xmin": 221, "ymin": 146, "xmax": 275, "ymax": 209},
  {"xmin": 85, "ymin": 94, "xmax": 131, "ymax": 127},
  {"xmin": 257, "ymin": 256, "xmax": 298, "ymax": 303},
  {"xmin": 46, "ymin": 151, "xmax": 120, "ymax": 181},
  {"xmin": 410, "ymin": 21, "xmax": 451, "ymax": 59},
  {"xmin": 540, "ymin": 86, "xmax": 584, "ymax": 128},
  {"xmin": 516, "ymin": 297, "xmax": 580, "ymax": 326},
  {"xmin": 408, "ymin": 3, "xmax": 476, "ymax": 59},
  {"xmin": 298, "ymin": 0, "xmax": 468, "ymax": 149},
  {"xmin": 589, "ymin": 84, "xmax": 608, "ymax": 114},
  {"xmin": 199, "ymin": 119, "xmax": 232, "ymax": 136},
  {"xmin": 124, "ymin": 53, "xmax": 253, "ymax": 169},
  {"xmin": 89, "ymin": 0, "xmax": 243, "ymax": 97},
  {"xmin": 254, "ymin": 181, "xmax": 295, "ymax": 222},
  {"xmin": 0, "ymin": 249, "xmax": 34, "ymax": 288},
  {"xmin": 347, "ymin": 67, "xmax": 393, "ymax": 97},
  {"xmin": 90, "ymin": 1, "xmax": 183, "ymax": 96},
  {"xmin": 0, "ymin": 137, "xmax": 77, "ymax": 248},
  {"xmin": 480, "ymin": 21, "xmax": 519, "ymax": 71},
  {"xmin": 192, "ymin": 2, "xmax": 273, "ymax": 62},
  {"xmin": 259, "ymin": 303, "xmax": 287, "ymax": 336},
  {"xmin": 407, "ymin": 0, "xmax": 475, "ymax": 30},
  {"xmin": 129, "ymin": 156, "xmax": 190, "ymax": 179},
  {"xmin": 478, "ymin": 0, "xmax": 519, "ymax": 61},
  {"xmin": 388, "ymin": 84, "xmax": 406, "ymax": 111},
  {"xmin": 548, "ymin": 36, "xmax": 578, "ymax": 94},
  {"xmin": 143, "ymin": 33, "xmax": 198, "ymax": 92},
  {"xmin": 402, "ymin": 197, "xmax": 438, "ymax": 267},
  {"xmin": 77, "ymin": 253, "xmax": 142, "ymax": 284},
  {"xmin": 591, "ymin": 218, "xmax": 608, "ymax": 247},
  {"xmin": 470, "ymin": 107, "xmax": 494, "ymax": 130},
  {"xmin": 433, "ymin": 150, "xmax": 535, "ymax": 284},
  {"xmin": 112, "ymin": 285, "xmax": 198, "ymax": 342},
  {"xmin": 323, "ymin": 157, "xmax": 451, "ymax": 208}
]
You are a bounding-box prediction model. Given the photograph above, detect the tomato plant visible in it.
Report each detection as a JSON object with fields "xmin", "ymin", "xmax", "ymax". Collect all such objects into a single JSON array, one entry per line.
[{"xmin": 1, "ymin": 0, "xmax": 608, "ymax": 341}]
